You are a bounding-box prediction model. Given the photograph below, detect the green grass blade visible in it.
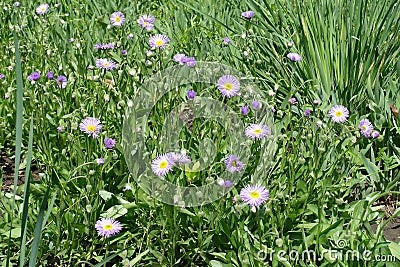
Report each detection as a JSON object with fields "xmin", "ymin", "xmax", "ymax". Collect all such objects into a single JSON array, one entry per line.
[
  {"xmin": 93, "ymin": 248, "xmax": 129, "ymax": 267},
  {"xmin": 28, "ymin": 188, "xmax": 50, "ymax": 267},
  {"xmin": 6, "ymin": 30, "xmax": 25, "ymax": 267},
  {"xmin": 19, "ymin": 117, "xmax": 34, "ymax": 267},
  {"xmin": 175, "ymin": 0, "xmax": 237, "ymax": 33},
  {"xmin": 42, "ymin": 191, "xmax": 57, "ymax": 229}
]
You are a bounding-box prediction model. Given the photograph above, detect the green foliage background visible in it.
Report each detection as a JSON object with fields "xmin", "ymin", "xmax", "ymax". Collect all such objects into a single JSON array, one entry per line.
[{"xmin": 0, "ymin": 0, "xmax": 399, "ymax": 266}]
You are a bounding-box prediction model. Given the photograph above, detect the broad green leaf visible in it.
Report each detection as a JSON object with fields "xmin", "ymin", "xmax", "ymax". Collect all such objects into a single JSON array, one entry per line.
[{"xmin": 100, "ymin": 205, "xmax": 128, "ymax": 219}]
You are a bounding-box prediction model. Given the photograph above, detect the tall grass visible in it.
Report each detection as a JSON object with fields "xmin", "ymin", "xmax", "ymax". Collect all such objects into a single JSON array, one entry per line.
[
  {"xmin": 262, "ymin": 0, "xmax": 398, "ymax": 107},
  {"xmin": 5, "ymin": 30, "xmax": 25, "ymax": 267},
  {"xmin": 5, "ymin": 31, "xmax": 51, "ymax": 267}
]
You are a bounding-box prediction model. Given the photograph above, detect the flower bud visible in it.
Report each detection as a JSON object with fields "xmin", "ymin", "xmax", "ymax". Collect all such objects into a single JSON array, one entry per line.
[
  {"xmin": 275, "ymin": 238, "xmax": 284, "ymax": 247},
  {"xmin": 86, "ymin": 204, "xmax": 92, "ymax": 212}
]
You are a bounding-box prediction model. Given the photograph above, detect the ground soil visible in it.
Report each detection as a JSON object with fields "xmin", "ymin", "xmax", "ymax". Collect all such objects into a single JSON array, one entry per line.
[
  {"xmin": 371, "ymin": 197, "xmax": 400, "ymax": 243},
  {"xmin": 0, "ymin": 151, "xmax": 40, "ymax": 191}
]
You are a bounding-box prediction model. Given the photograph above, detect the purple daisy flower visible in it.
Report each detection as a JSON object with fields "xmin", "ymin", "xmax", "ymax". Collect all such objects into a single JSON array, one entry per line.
[
  {"xmin": 47, "ymin": 71, "xmax": 54, "ymax": 79},
  {"xmin": 79, "ymin": 117, "xmax": 102, "ymax": 138},
  {"xmin": 56, "ymin": 75, "xmax": 67, "ymax": 88},
  {"xmin": 94, "ymin": 43, "xmax": 115, "ymax": 50},
  {"xmin": 245, "ymin": 123, "xmax": 271, "ymax": 139},
  {"xmin": 121, "ymin": 49, "xmax": 127, "ymax": 55},
  {"xmin": 288, "ymin": 98, "xmax": 297, "ymax": 104},
  {"xmin": 241, "ymin": 11, "xmax": 255, "ymax": 19},
  {"xmin": 0, "ymin": 74, "xmax": 5, "ymax": 79},
  {"xmin": 182, "ymin": 57, "xmax": 196, "ymax": 67},
  {"xmin": 138, "ymin": 15, "xmax": 155, "ymax": 30},
  {"xmin": 187, "ymin": 90, "xmax": 196, "ymax": 99},
  {"xmin": 359, "ymin": 119, "xmax": 373, "ymax": 137},
  {"xmin": 224, "ymin": 155, "xmax": 244, "ymax": 173},
  {"xmin": 240, "ymin": 184, "xmax": 269, "ymax": 208},
  {"xmin": 223, "ymin": 37, "xmax": 230, "ymax": 45},
  {"xmin": 95, "ymin": 218, "xmax": 122, "ymax": 238},
  {"xmin": 328, "ymin": 105, "xmax": 349, "ymax": 123},
  {"xmin": 96, "ymin": 58, "xmax": 117, "ymax": 70},
  {"xmin": 96, "ymin": 158, "xmax": 105, "ymax": 165},
  {"xmin": 110, "ymin": 12, "xmax": 125, "ymax": 27},
  {"xmin": 217, "ymin": 75, "xmax": 240, "ymax": 98},
  {"xmin": 241, "ymin": 106, "xmax": 249, "ymax": 115},
  {"xmin": 152, "ymin": 154, "xmax": 174, "ymax": 176},
  {"xmin": 304, "ymin": 109, "xmax": 311, "ymax": 116},
  {"xmin": 57, "ymin": 126, "xmax": 64, "ymax": 132},
  {"xmin": 36, "ymin": 4, "xmax": 49, "ymax": 15},
  {"xmin": 104, "ymin": 137, "xmax": 116, "ymax": 148},
  {"xmin": 371, "ymin": 131, "xmax": 380, "ymax": 139},
  {"xmin": 27, "ymin": 72, "xmax": 40, "ymax": 81},
  {"xmin": 252, "ymin": 101, "xmax": 261, "ymax": 110},
  {"xmin": 224, "ymin": 180, "xmax": 233, "ymax": 187},
  {"xmin": 166, "ymin": 152, "xmax": 191, "ymax": 166},
  {"xmin": 149, "ymin": 34, "xmax": 169, "ymax": 49},
  {"xmin": 174, "ymin": 54, "xmax": 186, "ymax": 64},
  {"xmin": 287, "ymin": 53, "xmax": 302, "ymax": 62},
  {"xmin": 14, "ymin": 2, "xmax": 21, "ymax": 7}
]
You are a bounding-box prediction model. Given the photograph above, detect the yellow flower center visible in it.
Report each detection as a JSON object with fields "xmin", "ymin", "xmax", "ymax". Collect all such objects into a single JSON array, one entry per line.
[
  {"xmin": 87, "ymin": 125, "xmax": 96, "ymax": 132},
  {"xmin": 155, "ymin": 40, "xmax": 164, "ymax": 46},
  {"xmin": 41, "ymin": 7, "xmax": 46, "ymax": 12},
  {"xmin": 103, "ymin": 62, "xmax": 109, "ymax": 67},
  {"xmin": 224, "ymin": 83, "xmax": 233, "ymax": 90},
  {"xmin": 159, "ymin": 161, "xmax": 168, "ymax": 169},
  {"xmin": 335, "ymin": 111, "xmax": 343, "ymax": 117},
  {"xmin": 103, "ymin": 224, "xmax": 114, "ymax": 231},
  {"xmin": 115, "ymin": 16, "xmax": 121, "ymax": 22},
  {"xmin": 362, "ymin": 125, "xmax": 367, "ymax": 131},
  {"xmin": 250, "ymin": 191, "xmax": 260, "ymax": 199},
  {"xmin": 144, "ymin": 21, "xmax": 150, "ymax": 26},
  {"xmin": 253, "ymin": 129, "xmax": 262, "ymax": 135},
  {"xmin": 231, "ymin": 160, "xmax": 237, "ymax": 167}
]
